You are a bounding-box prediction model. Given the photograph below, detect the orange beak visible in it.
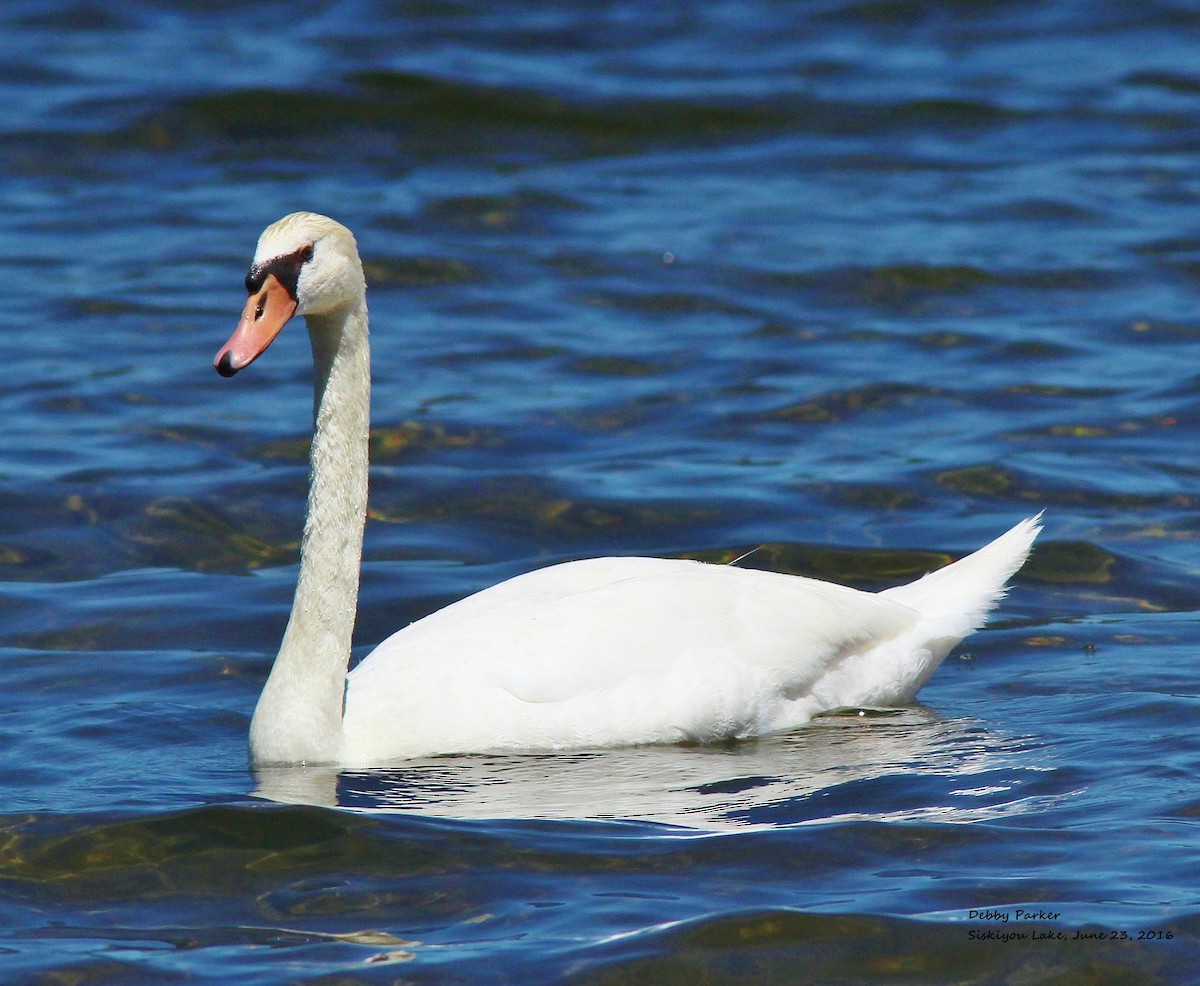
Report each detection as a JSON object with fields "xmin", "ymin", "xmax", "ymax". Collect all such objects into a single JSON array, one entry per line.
[{"xmin": 214, "ymin": 273, "xmax": 298, "ymax": 377}]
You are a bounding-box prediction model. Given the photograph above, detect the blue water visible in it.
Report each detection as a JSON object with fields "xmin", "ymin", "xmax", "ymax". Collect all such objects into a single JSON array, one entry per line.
[{"xmin": 3, "ymin": 1, "xmax": 1200, "ymax": 982}]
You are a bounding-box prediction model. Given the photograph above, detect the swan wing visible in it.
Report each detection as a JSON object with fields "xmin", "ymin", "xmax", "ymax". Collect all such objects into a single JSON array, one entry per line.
[{"xmin": 343, "ymin": 557, "xmax": 922, "ymax": 760}]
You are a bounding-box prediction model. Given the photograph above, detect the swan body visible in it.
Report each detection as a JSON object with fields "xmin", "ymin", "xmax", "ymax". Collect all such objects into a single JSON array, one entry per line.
[{"xmin": 216, "ymin": 212, "xmax": 1041, "ymax": 766}]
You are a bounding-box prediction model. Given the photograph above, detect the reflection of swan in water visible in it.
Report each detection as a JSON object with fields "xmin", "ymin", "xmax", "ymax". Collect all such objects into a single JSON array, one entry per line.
[{"xmin": 253, "ymin": 709, "xmax": 1054, "ymax": 831}]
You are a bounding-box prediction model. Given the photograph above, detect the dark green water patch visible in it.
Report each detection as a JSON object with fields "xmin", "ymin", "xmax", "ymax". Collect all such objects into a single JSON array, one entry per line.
[
  {"xmin": 1125, "ymin": 70, "xmax": 1200, "ymax": 95},
  {"xmin": 567, "ymin": 909, "xmax": 1200, "ymax": 986},
  {"xmin": 748, "ymin": 382, "xmax": 943, "ymax": 426},
  {"xmin": 578, "ymin": 287, "xmax": 758, "ymax": 319},
  {"xmin": 1119, "ymin": 316, "xmax": 1200, "ymax": 342},
  {"xmin": 117, "ymin": 70, "xmax": 1038, "ymax": 174},
  {"xmin": 130, "ymin": 88, "xmax": 382, "ymax": 146},
  {"xmin": 371, "ymin": 421, "xmax": 503, "ymax": 464},
  {"xmin": 371, "ymin": 474, "xmax": 721, "ymax": 541},
  {"xmin": 253, "ymin": 420, "xmax": 502, "ymax": 467},
  {"xmin": 1022, "ymin": 541, "xmax": 1116, "ymax": 585},
  {"xmin": 422, "ymin": 189, "xmax": 587, "ymax": 233},
  {"xmin": 1, "ymin": 806, "xmax": 388, "ymax": 905},
  {"xmin": 119, "ymin": 496, "xmax": 295, "ymax": 574},
  {"xmin": 935, "ymin": 464, "xmax": 1200, "ymax": 515},
  {"xmin": 758, "ymin": 263, "xmax": 1116, "ymax": 315},
  {"xmin": 568, "ymin": 355, "xmax": 667, "ymax": 378},
  {"xmin": 1008, "ymin": 411, "xmax": 1185, "ymax": 443},
  {"xmin": 555, "ymin": 391, "xmax": 695, "ymax": 433},
  {"xmin": 810, "ymin": 482, "xmax": 928, "ymax": 512},
  {"xmin": 681, "ymin": 541, "xmax": 950, "ymax": 588},
  {"xmin": 995, "ymin": 339, "xmax": 1078, "ymax": 360},
  {"xmin": 1002, "ymin": 383, "xmax": 1121, "ymax": 400},
  {"xmin": 363, "ymin": 255, "xmax": 482, "ymax": 289},
  {"xmin": 934, "ymin": 465, "xmax": 1030, "ymax": 500},
  {"xmin": 13, "ymin": 5, "xmax": 130, "ymax": 30},
  {"xmin": 971, "ymin": 197, "xmax": 1106, "ymax": 224},
  {"xmin": 348, "ymin": 69, "xmax": 813, "ymax": 151},
  {"xmin": 0, "ymin": 484, "xmax": 304, "ymax": 582},
  {"xmin": 912, "ymin": 330, "xmax": 986, "ymax": 349}
]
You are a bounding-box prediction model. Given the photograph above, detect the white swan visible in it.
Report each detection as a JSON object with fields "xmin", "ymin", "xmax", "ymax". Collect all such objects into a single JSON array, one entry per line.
[{"xmin": 215, "ymin": 212, "xmax": 1041, "ymax": 767}]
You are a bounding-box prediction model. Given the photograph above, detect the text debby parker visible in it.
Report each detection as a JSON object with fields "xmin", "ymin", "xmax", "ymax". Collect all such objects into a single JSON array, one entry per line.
[{"xmin": 969, "ymin": 909, "xmax": 1061, "ymax": 923}]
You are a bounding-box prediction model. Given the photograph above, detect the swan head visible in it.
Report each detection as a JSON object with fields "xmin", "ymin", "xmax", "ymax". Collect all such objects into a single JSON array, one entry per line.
[{"xmin": 214, "ymin": 212, "xmax": 365, "ymax": 377}]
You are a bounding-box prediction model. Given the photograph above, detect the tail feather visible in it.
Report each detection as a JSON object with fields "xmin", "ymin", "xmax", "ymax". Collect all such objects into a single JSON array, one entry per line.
[{"xmin": 880, "ymin": 513, "xmax": 1042, "ymax": 639}]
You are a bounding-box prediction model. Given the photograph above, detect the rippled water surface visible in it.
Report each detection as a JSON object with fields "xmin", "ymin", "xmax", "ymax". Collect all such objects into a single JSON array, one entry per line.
[{"xmin": 3, "ymin": 1, "xmax": 1200, "ymax": 982}]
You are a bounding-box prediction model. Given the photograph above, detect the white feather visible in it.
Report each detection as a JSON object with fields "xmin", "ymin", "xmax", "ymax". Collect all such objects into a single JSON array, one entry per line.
[{"xmin": 222, "ymin": 213, "xmax": 1042, "ymax": 766}]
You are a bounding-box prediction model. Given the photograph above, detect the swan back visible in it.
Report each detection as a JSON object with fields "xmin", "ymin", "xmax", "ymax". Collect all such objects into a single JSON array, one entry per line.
[{"xmin": 341, "ymin": 515, "xmax": 1038, "ymax": 763}]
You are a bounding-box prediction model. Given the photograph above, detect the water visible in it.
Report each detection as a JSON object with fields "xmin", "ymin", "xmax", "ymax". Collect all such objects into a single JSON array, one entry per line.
[{"xmin": 2, "ymin": 0, "xmax": 1199, "ymax": 981}]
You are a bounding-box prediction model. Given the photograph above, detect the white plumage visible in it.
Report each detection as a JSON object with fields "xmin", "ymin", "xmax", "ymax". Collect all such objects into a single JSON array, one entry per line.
[{"xmin": 215, "ymin": 212, "xmax": 1040, "ymax": 766}]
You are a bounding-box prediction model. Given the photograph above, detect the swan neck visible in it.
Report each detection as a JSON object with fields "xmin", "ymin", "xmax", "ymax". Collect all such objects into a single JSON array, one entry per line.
[{"xmin": 249, "ymin": 298, "xmax": 370, "ymax": 764}]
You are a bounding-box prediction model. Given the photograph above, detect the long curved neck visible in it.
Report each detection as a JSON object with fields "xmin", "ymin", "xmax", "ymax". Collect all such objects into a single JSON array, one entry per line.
[{"xmin": 249, "ymin": 296, "xmax": 370, "ymax": 764}]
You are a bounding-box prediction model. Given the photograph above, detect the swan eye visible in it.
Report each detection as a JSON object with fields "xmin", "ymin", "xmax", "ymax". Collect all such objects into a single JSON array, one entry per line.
[{"xmin": 301, "ymin": 244, "xmax": 314, "ymax": 262}]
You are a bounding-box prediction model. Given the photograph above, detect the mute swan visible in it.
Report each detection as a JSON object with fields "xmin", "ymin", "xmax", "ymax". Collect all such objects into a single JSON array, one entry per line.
[{"xmin": 215, "ymin": 212, "xmax": 1041, "ymax": 767}]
